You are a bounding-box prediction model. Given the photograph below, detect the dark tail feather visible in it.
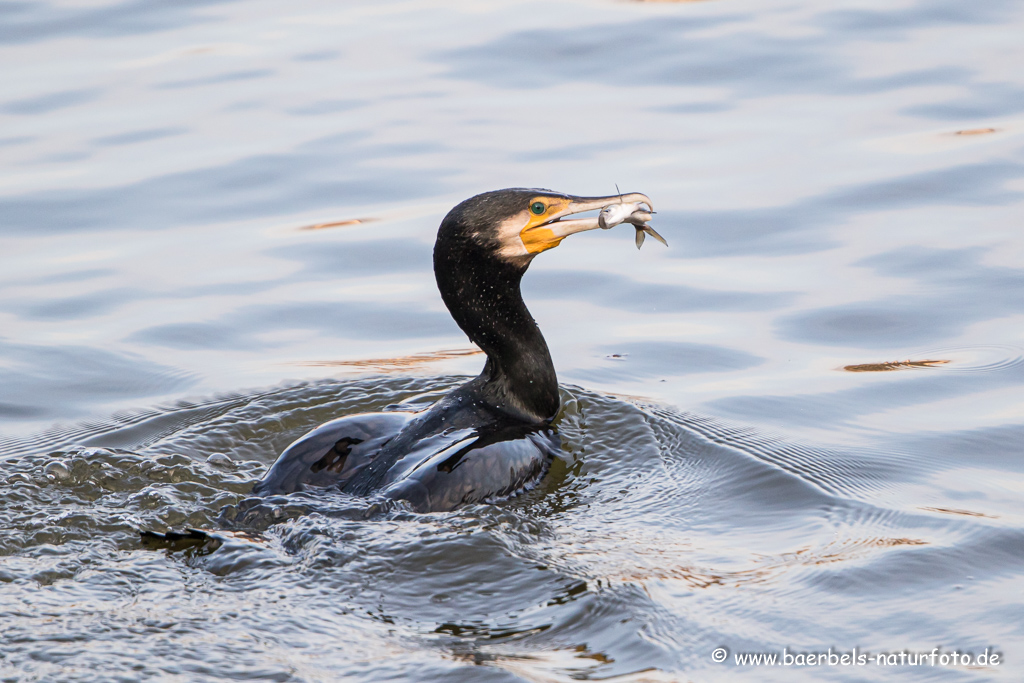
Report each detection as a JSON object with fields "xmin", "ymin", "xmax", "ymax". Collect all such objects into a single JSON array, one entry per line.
[
  {"xmin": 139, "ymin": 528, "xmax": 214, "ymax": 546},
  {"xmin": 139, "ymin": 526, "xmax": 272, "ymax": 549}
]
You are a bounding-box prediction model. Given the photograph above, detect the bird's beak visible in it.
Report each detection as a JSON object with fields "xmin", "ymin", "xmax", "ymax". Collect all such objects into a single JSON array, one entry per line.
[{"xmin": 520, "ymin": 193, "xmax": 653, "ymax": 254}]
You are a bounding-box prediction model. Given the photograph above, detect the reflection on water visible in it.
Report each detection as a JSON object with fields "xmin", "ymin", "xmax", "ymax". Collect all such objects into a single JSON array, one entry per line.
[
  {"xmin": 953, "ymin": 128, "xmax": 998, "ymax": 136},
  {"xmin": 297, "ymin": 217, "xmax": 377, "ymax": 231},
  {"xmin": 2, "ymin": 0, "xmax": 1024, "ymax": 680},
  {"xmin": 843, "ymin": 359, "xmax": 950, "ymax": 372},
  {"xmin": 921, "ymin": 506, "xmax": 998, "ymax": 520},
  {"xmin": 295, "ymin": 347, "xmax": 483, "ymax": 371}
]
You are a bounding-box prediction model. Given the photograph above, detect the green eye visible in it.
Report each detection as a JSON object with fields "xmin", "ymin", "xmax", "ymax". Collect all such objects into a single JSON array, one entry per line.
[{"xmin": 530, "ymin": 202, "xmax": 546, "ymax": 215}]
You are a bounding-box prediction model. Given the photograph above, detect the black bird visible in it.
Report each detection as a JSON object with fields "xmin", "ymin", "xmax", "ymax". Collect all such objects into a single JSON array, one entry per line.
[{"xmin": 254, "ymin": 188, "xmax": 657, "ymax": 511}]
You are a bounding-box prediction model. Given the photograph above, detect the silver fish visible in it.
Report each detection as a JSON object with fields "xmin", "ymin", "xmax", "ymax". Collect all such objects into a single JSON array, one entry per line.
[
  {"xmin": 599, "ymin": 201, "xmax": 643, "ymax": 229},
  {"xmin": 598, "ymin": 200, "xmax": 666, "ymax": 249}
]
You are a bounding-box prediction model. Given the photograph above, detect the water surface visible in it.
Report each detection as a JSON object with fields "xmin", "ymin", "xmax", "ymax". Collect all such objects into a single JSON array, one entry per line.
[{"xmin": 2, "ymin": 0, "xmax": 1023, "ymax": 680}]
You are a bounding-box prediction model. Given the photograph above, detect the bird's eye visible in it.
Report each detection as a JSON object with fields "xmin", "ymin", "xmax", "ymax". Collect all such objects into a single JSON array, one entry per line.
[{"xmin": 530, "ymin": 202, "xmax": 546, "ymax": 215}]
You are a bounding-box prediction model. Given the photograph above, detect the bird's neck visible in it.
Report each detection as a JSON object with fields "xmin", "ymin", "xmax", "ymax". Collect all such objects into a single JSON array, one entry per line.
[{"xmin": 434, "ymin": 244, "xmax": 560, "ymax": 423}]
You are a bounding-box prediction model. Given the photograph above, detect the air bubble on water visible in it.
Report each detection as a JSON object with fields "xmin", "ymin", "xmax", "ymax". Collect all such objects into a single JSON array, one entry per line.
[
  {"xmin": 44, "ymin": 460, "xmax": 71, "ymax": 482},
  {"xmin": 207, "ymin": 453, "xmax": 232, "ymax": 467}
]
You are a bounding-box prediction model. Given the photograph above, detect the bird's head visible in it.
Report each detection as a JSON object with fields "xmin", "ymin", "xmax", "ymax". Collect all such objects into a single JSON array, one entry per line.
[
  {"xmin": 432, "ymin": 188, "xmax": 655, "ymax": 421},
  {"xmin": 437, "ymin": 188, "xmax": 654, "ymax": 267}
]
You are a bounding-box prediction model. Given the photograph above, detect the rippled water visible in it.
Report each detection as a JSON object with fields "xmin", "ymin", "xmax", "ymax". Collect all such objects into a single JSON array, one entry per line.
[{"xmin": 2, "ymin": 0, "xmax": 1024, "ymax": 680}]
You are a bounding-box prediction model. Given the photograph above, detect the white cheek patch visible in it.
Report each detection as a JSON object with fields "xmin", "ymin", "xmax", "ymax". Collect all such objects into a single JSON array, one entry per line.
[{"xmin": 494, "ymin": 213, "xmax": 530, "ymax": 260}]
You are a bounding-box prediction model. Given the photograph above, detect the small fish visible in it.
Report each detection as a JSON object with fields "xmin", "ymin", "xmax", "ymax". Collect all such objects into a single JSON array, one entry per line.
[
  {"xmin": 599, "ymin": 201, "xmax": 643, "ymax": 229},
  {"xmin": 599, "ymin": 200, "xmax": 666, "ymax": 249}
]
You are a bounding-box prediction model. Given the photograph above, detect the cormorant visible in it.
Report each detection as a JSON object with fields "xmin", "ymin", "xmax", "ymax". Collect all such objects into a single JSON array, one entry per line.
[{"xmin": 254, "ymin": 189, "xmax": 657, "ymax": 511}]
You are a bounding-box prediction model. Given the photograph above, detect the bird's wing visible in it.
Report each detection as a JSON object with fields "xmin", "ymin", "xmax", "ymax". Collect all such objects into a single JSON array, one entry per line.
[
  {"xmin": 253, "ymin": 411, "xmax": 415, "ymax": 495},
  {"xmin": 379, "ymin": 425, "xmax": 560, "ymax": 512}
]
